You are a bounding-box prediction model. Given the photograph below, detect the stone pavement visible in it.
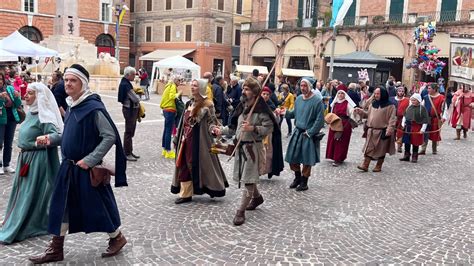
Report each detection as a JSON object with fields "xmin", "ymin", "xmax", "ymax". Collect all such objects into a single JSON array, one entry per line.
[{"xmin": 0, "ymin": 92, "xmax": 472, "ymax": 264}]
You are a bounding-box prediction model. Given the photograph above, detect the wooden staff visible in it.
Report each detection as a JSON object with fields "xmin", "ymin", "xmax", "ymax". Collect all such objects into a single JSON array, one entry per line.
[{"xmin": 227, "ymin": 40, "xmax": 287, "ymax": 160}]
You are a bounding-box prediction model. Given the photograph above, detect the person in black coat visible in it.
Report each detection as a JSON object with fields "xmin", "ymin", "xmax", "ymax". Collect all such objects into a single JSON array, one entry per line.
[{"xmin": 51, "ymin": 70, "xmax": 68, "ymax": 118}]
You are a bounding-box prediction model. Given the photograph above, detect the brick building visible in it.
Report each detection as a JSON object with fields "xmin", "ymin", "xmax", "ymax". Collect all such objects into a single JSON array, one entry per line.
[
  {"xmin": 130, "ymin": 0, "xmax": 251, "ymax": 78},
  {"xmin": 241, "ymin": 0, "xmax": 474, "ymax": 86},
  {"xmin": 0, "ymin": 0, "xmax": 131, "ymax": 68}
]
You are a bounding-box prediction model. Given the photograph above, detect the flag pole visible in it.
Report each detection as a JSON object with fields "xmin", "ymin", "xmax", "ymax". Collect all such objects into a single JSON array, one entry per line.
[{"xmin": 328, "ymin": 25, "xmax": 337, "ymax": 80}]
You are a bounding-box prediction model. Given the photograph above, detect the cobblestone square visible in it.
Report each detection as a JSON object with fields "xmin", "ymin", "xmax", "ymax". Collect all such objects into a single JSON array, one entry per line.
[{"xmin": 0, "ymin": 92, "xmax": 472, "ymax": 264}]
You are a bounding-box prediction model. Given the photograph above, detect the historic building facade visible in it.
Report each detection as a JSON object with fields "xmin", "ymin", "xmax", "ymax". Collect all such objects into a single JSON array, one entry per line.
[
  {"xmin": 241, "ymin": 0, "xmax": 474, "ymax": 86},
  {"xmin": 0, "ymin": 0, "xmax": 131, "ymax": 68},
  {"xmin": 130, "ymin": 0, "xmax": 251, "ymax": 77}
]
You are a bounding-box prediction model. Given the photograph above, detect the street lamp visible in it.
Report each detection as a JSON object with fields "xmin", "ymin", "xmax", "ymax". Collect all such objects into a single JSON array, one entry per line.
[{"xmin": 112, "ymin": 2, "xmax": 129, "ymax": 64}]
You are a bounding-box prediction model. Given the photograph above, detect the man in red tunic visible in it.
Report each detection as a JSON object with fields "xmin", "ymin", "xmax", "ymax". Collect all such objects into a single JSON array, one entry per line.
[
  {"xmin": 420, "ymin": 84, "xmax": 446, "ymax": 154},
  {"xmin": 394, "ymin": 87, "xmax": 410, "ymax": 153},
  {"xmin": 450, "ymin": 85, "xmax": 473, "ymax": 140}
]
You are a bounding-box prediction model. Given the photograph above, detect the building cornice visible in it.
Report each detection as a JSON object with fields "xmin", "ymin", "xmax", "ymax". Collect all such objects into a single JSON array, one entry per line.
[{"xmin": 0, "ymin": 9, "xmax": 55, "ymax": 18}]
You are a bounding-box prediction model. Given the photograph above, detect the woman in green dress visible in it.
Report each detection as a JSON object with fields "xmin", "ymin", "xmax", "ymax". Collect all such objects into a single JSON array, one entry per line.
[{"xmin": 0, "ymin": 82, "xmax": 63, "ymax": 244}]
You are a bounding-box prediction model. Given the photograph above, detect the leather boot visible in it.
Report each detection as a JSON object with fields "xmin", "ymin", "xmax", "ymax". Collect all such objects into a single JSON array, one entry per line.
[
  {"xmin": 411, "ymin": 152, "xmax": 418, "ymax": 163},
  {"xmin": 296, "ymin": 176, "xmax": 309, "ymax": 191},
  {"xmin": 454, "ymin": 129, "xmax": 461, "ymax": 140},
  {"xmin": 418, "ymin": 142, "xmax": 427, "ymax": 155},
  {"xmin": 289, "ymin": 171, "xmax": 301, "ymax": 189},
  {"xmin": 101, "ymin": 232, "xmax": 127, "ymax": 258},
  {"xmin": 246, "ymin": 195, "xmax": 264, "ymax": 210},
  {"xmin": 432, "ymin": 141, "xmax": 437, "ymax": 155},
  {"xmin": 357, "ymin": 157, "xmax": 371, "ymax": 172},
  {"xmin": 397, "ymin": 143, "xmax": 402, "ymax": 153},
  {"xmin": 233, "ymin": 210, "xmax": 246, "ymax": 226},
  {"xmin": 372, "ymin": 158, "xmax": 384, "ymax": 172},
  {"xmin": 399, "ymin": 151, "xmax": 411, "ymax": 161},
  {"xmin": 29, "ymin": 236, "xmax": 65, "ymax": 264},
  {"xmin": 463, "ymin": 129, "xmax": 467, "ymax": 139}
]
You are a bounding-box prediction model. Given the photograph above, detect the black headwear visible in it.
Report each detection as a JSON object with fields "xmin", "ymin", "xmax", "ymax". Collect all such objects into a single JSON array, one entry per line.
[
  {"xmin": 372, "ymin": 87, "xmax": 393, "ymax": 108},
  {"xmin": 252, "ymin": 69, "xmax": 259, "ymax": 77}
]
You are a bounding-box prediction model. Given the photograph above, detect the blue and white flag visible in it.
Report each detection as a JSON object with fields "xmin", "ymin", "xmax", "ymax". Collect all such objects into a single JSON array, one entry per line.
[{"xmin": 330, "ymin": 0, "xmax": 354, "ymax": 27}]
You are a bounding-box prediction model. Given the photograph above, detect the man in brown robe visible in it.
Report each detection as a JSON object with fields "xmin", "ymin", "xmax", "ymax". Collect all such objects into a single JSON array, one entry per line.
[{"xmin": 354, "ymin": 88, "xmax": 397, "ymax": 172}]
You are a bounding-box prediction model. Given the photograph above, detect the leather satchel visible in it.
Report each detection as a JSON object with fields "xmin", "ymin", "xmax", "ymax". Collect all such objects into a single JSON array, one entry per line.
[{"xmin": 90, "ymin": 163, "xmax": 115, "ymax": 187}]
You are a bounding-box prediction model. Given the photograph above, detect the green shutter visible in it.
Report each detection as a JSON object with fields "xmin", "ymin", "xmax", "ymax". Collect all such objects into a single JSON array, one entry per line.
[
  {"xmin": 343, "ymin": 1, "xmax": 356, "ymax": 26},
  {"xmin": 389, "ymin": 0, "xmax": 404, "ymax": 23},
  {"xmin": 268, "ymin": 0, "xmax": 279, "ymax": 29},
  {"xmin": 440, "ymin": 0, "xmax": 457, "ymax": 22}
]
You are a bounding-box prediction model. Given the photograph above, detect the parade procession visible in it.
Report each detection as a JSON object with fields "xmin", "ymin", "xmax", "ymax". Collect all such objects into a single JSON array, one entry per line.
[{"xmin": 0, "ymin": 0, "xmax": 473, "ymax": 264}]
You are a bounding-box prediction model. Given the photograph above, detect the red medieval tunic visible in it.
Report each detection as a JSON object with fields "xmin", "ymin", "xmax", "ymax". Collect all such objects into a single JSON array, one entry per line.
[
  {"xmin": 426, "ymin": 94, "xmax": 445, "ymax": 141},
  {"xmin": 451, "ymin": 90, "xmax": 473, "ymax": 130},
  {"xmin": 326, "ymin": 101, "xmax": 352, "ymax": 162},
  {"xmin": 177, "ymin": 111, "xmax": 194, "ymax": 182},
  {"xmin": 395, "ymin": 97, "xmax": 410, "ymax": 139}
]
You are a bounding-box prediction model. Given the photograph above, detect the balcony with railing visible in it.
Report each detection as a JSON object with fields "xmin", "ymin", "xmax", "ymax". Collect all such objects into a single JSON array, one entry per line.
[{"xmin": 242, "ymin": 10, "xmax": 474, "ymax": 32}]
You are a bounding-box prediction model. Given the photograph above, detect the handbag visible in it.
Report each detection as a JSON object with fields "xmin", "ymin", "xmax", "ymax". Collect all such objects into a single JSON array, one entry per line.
[
  {"xmin": 16, "ymin": 106, "xmax": 26, "ymax": 124},
  {"xmin": 90, "ymin": 162, "xmax": 115, "ymax": 187}
]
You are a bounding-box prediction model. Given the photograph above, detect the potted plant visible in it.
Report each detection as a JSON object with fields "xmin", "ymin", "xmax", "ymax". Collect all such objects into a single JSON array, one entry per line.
[{"xmin": 373, "ymin": 15, "xmax": 385, "ymax": 24}]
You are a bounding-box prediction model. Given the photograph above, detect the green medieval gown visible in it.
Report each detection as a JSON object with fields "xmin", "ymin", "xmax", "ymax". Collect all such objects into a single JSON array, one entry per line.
[{"xmin": 0, "ymin": 112, "xmax": 61, "ymax": 244}]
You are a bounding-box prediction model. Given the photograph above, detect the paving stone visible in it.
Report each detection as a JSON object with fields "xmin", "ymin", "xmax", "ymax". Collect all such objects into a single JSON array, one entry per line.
[{"xmin": 0, "ymin": 92, "xmax": 472, "ymax": 264}]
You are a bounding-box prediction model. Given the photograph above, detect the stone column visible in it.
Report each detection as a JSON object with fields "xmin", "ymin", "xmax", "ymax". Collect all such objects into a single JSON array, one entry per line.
[{"xmin": 54, "ymin": 0, "xmax": 80, "ymax": 36}]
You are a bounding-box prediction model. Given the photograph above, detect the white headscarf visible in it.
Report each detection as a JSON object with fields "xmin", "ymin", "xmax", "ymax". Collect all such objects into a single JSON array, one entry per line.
[
  {"xmin": 64, "ymin": 67, "xmax": 94, "ymax": 108},
  {"xmin": 331, "ymin": 89, "xmax": 356, "ymax": 109},
  {"xmin": 301, "ymin": 78, "xmax": 322, "ymax": 101},
  {"xmin": 27, "ymin": 82, "xmax": 64, "ymax": 133}
]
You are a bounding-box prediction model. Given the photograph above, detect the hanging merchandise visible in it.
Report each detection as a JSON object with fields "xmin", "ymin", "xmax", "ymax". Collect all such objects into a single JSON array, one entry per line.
[{"xmin": 406, "ymin": 21, "xmax": 446, "ymax": 77}]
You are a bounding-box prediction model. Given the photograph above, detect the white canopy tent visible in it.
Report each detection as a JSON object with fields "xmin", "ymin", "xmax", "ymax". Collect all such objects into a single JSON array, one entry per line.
[
  {"xmin": 0, "ymin": 31, "xmax": 58, "ymax": 57},
  {"xmin": 281, "ymin": 68, "xmax": 315, "ymax": 78},
  {"xmin": 236, "ymin": 64, "xmax": 269, "ymax": 75},
  {"xmin": 0, "ymin": 48, "xmax": 18, "ymax": 62},
  {"xmin": 150, "ymin": 55, "xmax": 201, "ymax": 89}
]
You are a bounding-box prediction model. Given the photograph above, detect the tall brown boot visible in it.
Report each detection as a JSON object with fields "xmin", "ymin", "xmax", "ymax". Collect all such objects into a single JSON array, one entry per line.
[
  {"xmin": 372, "ymin": 158, "xmax": 384, "ymax": 172},
  {"xmin": 432, "ymin": 141, "xmax": 438, "ymax": 154},
  {"xmin": 102, "ymin": 232, "xmax": 127, "ymax": 257},
  {"xmin": 454, "ymin": 129, "xmax": 461, "ymax": 140},
  {"xmin": 29, "ymin": 236, "xmax": 65, "ymax": 264},
  {"xmin": 357, "ymin": 157, "xmax": 371, "ymax": 172},
  {"xmin": 419, "ymin": 142, "xmax": 427, "ymax": 155}
]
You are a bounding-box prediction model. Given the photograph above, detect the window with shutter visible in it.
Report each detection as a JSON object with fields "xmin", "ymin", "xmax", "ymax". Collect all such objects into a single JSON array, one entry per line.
[
  {"xmin": 185, "ymin": 25, "xmax": 192, "ymax": 42},
  {"xmin": 234, "ymin": 29, "xmax": 241, "ymax": 46},
  {"xmin": 165, "ymin": 26, "xmax": 171, "ymax": 42},
  {"xmin": 187, "ymin": 0, "xmax": 193, "ymax": 8},
  {"xmin": 129, "ymin": 26, "xmax": 134, "ymax": 42},
  {"xmin": 147, "ymin": 0, "xmax": 152, "ymax": 11},
  {"xmin": 146, "ymin": 26, "xmax": 152, "ymax": 42},
  {"xmin": 216, "ymin": 26, "xmax": 223, "ymax": 43},
  {"xmin": 218, "ymin": 0, "xmax": 224, "ymax": 10},
  {"xmin": 389, "ymin": 0, "xmax": 404, "ymax": 23},
  {"xmin": 440, "ymin": 0, "xmax": 457, "ymax": 22},
  {"xmin": 268, "ymin": 0, "xmax": 279, "ymax": 29},
  {"xmin": 236, "ymin": 0, "xmax": 243, "ymax": 14},
  {"xmin": 130, "ymin": 0, "xmax": 135, "ymax": 12},
  {"xmin": 343, "ymin": 1, "xmax": 356, "ymax": 26}
]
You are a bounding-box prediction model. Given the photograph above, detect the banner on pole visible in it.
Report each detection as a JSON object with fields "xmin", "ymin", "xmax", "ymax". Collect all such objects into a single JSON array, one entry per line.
[{"xmin": 330, "ymin": 0, "xmax": 354, "ymax": 28}]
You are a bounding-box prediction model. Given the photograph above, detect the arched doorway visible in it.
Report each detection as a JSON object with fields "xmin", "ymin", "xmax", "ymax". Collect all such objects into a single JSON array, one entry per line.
[
  {"xmin": 250, "ymin": 38, "xmax": 276, "ymax": 72},
  {"xmin": 368, "ymin": 34, "xmax": 405, "ymax": 82},
  {"xmin": 95, "ymin": 34, "xmax": 115, "ymax": 57},
  {"xmin": 19, "ymin": 26, "xmax": 43, "ymax": 43},
  {"xmin": 283, "ymin": 35, "xmax": 315, "ymax": 70}
]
